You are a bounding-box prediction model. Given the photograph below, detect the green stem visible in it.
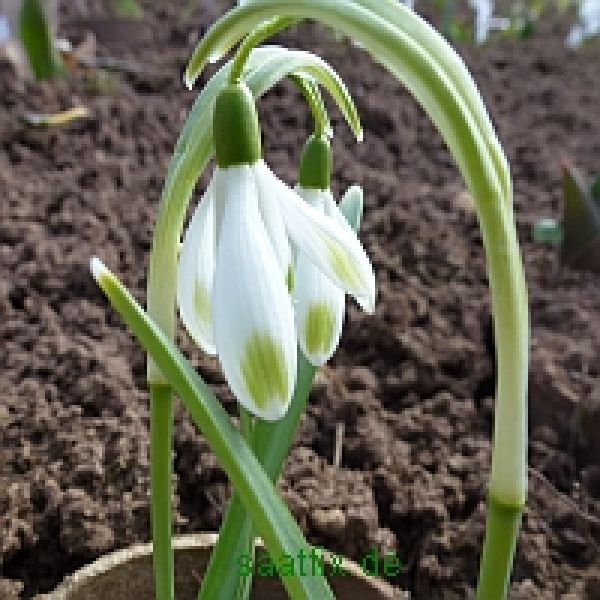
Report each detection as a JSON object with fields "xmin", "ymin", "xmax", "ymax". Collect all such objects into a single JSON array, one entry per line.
[
  {"xmin": 229, "ymin": 17, "xmax": 297, "ymax": 84},
  {"xmin": 289, "ymin": 73, "xmax": 330, "ymax": 138},
  {"xmin": 476, "ymin": 496, "xmax": 523, "ymax": 599},
  {"xmin": 150, "ymin": 383, "xmax": 174, "ymax": 600},
  {"xmin": 198, "ymin": 355, "xmax": 316, "ymax": 600},
  {"xmin": 237, "ymin": 406, "xmax": 255, "ymax": 600}
]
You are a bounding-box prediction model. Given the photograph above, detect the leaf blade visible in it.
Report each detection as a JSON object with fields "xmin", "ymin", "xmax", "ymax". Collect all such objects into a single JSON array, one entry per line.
[{"xmin": 92, "ymin": 259, "xmax": 334, "ymax": 600}]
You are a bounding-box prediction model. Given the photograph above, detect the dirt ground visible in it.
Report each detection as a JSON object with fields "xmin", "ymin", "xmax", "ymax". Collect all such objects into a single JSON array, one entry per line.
[{"xmin": 1, "ymin": 1, "xmax": 599, "ymax": 598}]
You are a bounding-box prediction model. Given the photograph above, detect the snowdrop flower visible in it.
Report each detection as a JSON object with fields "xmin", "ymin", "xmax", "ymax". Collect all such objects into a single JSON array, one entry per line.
[
  {"xmin": 177, "ymin": 83, "xmax": 374, "ymax": 420},
  {"xmin": 292, "ymin": 134, "xmax": 371, "ymax": 366}
]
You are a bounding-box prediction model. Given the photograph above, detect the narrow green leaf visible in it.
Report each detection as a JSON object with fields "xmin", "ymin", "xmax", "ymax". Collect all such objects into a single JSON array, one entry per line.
[
  {"xmin": 91, "ymin": 259, "xmax": 334, "ymax": 600},
  {"xmin": 561, "ymin": 162, "xmax": 600, "ymax": 273},
  {"xmin": 199, "ymin": 355, "xmax": 316, "ymax": 600},
  {"xmin": 18, "ymin": 0, "xmax": 62, "ymax": 80}
]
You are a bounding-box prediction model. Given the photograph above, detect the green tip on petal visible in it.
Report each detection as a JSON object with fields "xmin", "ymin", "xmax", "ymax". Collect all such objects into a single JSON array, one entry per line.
[
  {"xmin": 304, "ymin": 303, "xmax": 336, "ymax": 357},
  {"xmin": 286, "ymin": 264, "xmax": 295, "ymax": 293},
  {"xmin": 193, "ymin": 283, "xmax": 211, "ymax": 323},
  {"xmin": 241, "ymin": 332, "xmax": 289, "ymax": 411},
  {"xmin": 324, "ymin": 237, "xmax": 363, "ymax": 290}
]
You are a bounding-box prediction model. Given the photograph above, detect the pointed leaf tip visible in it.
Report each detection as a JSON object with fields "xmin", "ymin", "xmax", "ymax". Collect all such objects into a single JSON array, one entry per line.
[{"xmin": 90, "ymin": 257, "xmax": 107, "ymax": 282}]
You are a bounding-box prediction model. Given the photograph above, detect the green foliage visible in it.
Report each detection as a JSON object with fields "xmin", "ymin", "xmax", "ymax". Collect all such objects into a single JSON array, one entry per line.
[
  {"xmin": 533, "ymin": 218, "xmax": 563, "ymax": 245},
  {"xmin": 111, "ymin": 0, "xmax": 143, "ymax": 18},
  {"xmin": 18, "ymin": 0, "xmax": 62, "ymax": 80},
  {"xmin": 560, "ymin": 162, "xmax": 600, "ymax": 273},
  {"xmin": 591, "ymin": 174, "xmax": 600, "ymax": 206}
]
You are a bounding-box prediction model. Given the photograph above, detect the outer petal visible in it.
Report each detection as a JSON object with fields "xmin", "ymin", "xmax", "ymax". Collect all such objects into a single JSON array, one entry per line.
[
  {"xmin": 293, "ymin": 251, "xmax": 345, "ymax": 366},
  {"xmin": 254, "ymin": 160, "xmax": 292, "ymax": 286},
  {"xmin": 177, "ymin": 180, "xmax": 216, "ymax": 355},
  {"xmin": 212, "ymin": 165, "xmax": 296, "ymax": 421},
  {"xmin": 263, "ymin": 166, "xmax": 375, "ymax": 313}
]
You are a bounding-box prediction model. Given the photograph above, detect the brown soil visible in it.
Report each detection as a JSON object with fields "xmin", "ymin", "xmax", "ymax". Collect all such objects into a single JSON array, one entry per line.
[{"xmin": 1, "ymin": 2, "xmax": 599, "ymax": 598}]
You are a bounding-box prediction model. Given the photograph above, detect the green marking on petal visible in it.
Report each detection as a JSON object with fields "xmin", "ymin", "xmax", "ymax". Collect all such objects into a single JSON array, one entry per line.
[
  {"xmin": 286, "ymin": 263, "xmax": 294, "ymax": 293},
  {"xmin": 324, "ymin": 237, "xmax": 362, "ymax": 290},
  {"xmin": 193, "ymin": 282, "xmax": 211, "ymax": 324},
  {"xmin": 241, "ymin": 332, "xmax": 288, "ymax": 410},
  {"xmin": 304, "ymin": 302, "xmax": 336, "ymax": 356}
]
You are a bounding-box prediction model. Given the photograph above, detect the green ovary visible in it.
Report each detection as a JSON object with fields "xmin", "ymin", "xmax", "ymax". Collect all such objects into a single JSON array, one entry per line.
[
  {"xmin": 241, "ymin": 333, "xmax": 288, "ymax": 409},
  {"xmin": 325, "ymin": 238, "xmax": 362, "ymax": 290},
  {"xmin": 193, "ymin": 282, "xmax": 211, "ymax": 324},
  {"xmin": 304, "ymin": 303, "xmax": 336, "ymax": 356}
]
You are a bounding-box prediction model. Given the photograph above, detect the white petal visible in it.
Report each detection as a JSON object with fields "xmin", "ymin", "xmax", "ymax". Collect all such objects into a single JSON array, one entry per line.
[
  {"xmin": 268, "ymin": 170, "xmax": 375, "ymax": 313},
  {"xmin": 212, "ymin": 165, "xmax": 296, "ymax": 421},
  {"xmin": 254, "ymin": 161, "xmax": 292, "ymax": 285},
  {"xmin": 323, "ymin": 188, "xmax": 357, "ymax": 233},
  {"xmin": 294, "ymin": 252, "xmax": 345, "ymax": 366},
  {"xmin": 177, "ymin": 180, "xmax": 216, "ymax": 355}
]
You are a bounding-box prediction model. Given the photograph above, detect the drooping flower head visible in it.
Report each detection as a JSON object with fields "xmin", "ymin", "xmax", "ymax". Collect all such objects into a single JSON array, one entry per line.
[
  {"xmin": 292, "ymin": 133, "xmax": 371, "ymax": 366},
  {"xmin": 177, "ymin": 82, "xmax": 375, "ymax": 421}
]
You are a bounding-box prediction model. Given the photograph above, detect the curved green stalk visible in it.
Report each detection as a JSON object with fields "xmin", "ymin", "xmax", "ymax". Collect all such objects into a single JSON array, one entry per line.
[
  {"xmin": 289, "ymin": 73, "xmax": 331, "ymax": 138},
  {"xmin": 179, "ymin": 0, "xmax": 528, "ymax": 510},
  {"xmin": 185, "ymin": 0, "xmax": 509, "ymax": 204},
  {"xmin": 183, "ymin": 1, "xmax": 528, "ymax": 595},
  {"xmin": 229, "ymin": 17, "xmax": 297, "ymax": 84}
]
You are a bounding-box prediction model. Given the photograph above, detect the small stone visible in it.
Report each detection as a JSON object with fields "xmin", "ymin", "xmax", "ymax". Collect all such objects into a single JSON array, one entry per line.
[{"xmin": 310, "ymin": 507, "xmax": 347, "ymax": 536}]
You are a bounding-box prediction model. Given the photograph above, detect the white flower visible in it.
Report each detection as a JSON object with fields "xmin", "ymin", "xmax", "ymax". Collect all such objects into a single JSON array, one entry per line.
[
  {"xmin": 177, "ymin": 160, "xmax": 375, "ymax": 421},
  {"xmin": 292, "ymin": 187, "xmax": 361, "ymax": 366}
]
